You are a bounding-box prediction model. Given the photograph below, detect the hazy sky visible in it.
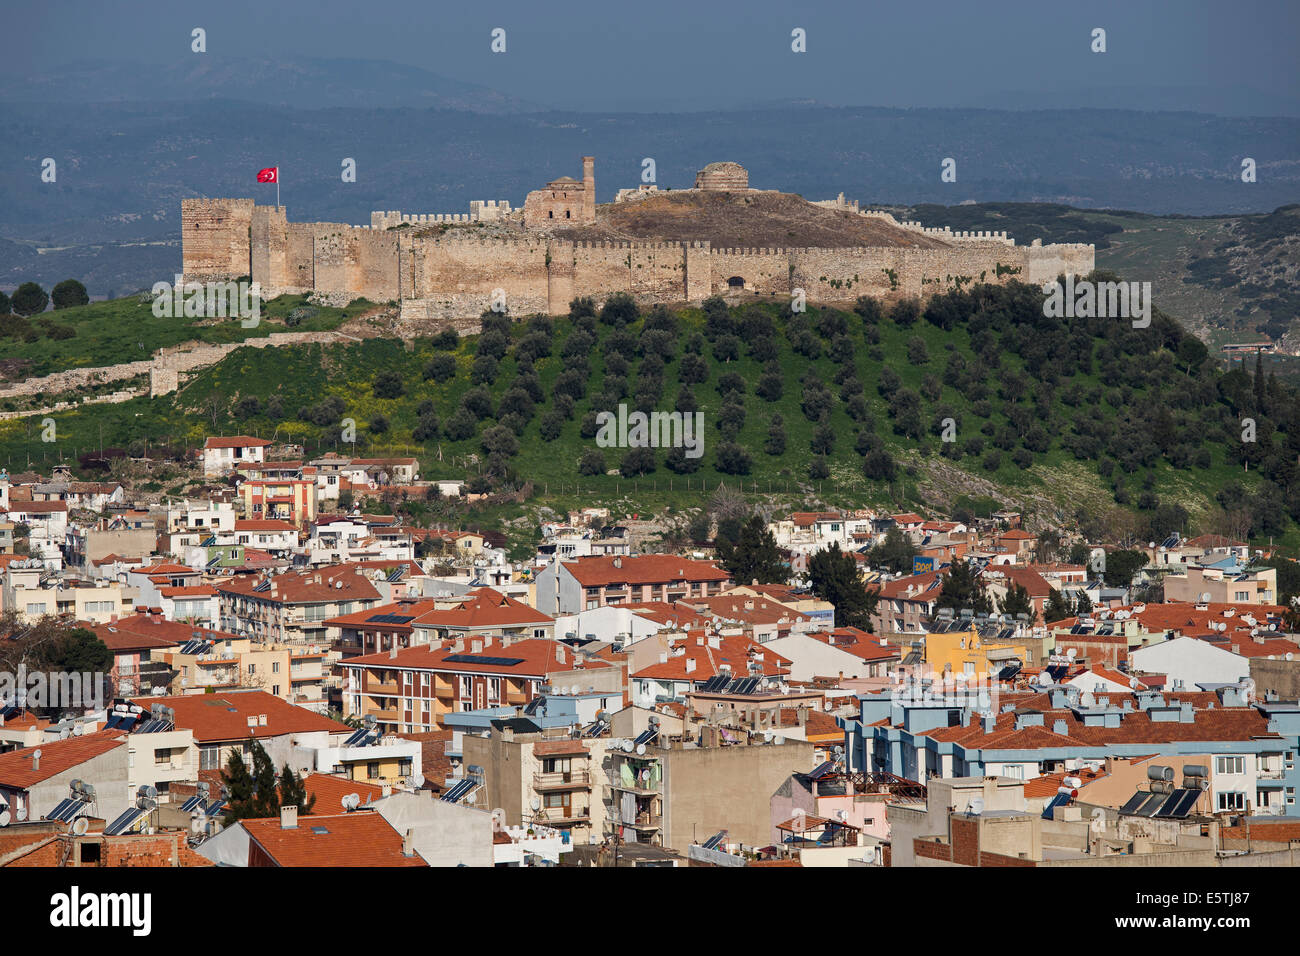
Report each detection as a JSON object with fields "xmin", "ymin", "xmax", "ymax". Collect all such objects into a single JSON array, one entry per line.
[{"xmin": 5, "ymin": 0, "xmax": 1299, "ymax": 112}]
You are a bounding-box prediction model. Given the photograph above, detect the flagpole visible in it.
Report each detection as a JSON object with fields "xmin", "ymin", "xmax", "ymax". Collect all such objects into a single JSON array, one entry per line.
[{"xmin": 277, "ymin": 167, "xmax": 280, "ymax": 209}]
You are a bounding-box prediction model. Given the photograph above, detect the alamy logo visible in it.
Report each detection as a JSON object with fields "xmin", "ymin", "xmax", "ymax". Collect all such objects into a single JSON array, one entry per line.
[
  {"xmin": 1, "ymin": 666, "xmax": 105, "ymax": 711},
  {"xmin": 595, "ymin": 404, "xmax": 705, "ymax": 459},
  {"xmin": 151, "ymin": 274, "xmax": 261, "ymax": 327},
  {"xmin": 50, "ymin": 887, "xmax": 152, "ymax": 936},
  {"xmin": 1042, "ymin": 275, "xmax": 1150, "ymax": 328}
]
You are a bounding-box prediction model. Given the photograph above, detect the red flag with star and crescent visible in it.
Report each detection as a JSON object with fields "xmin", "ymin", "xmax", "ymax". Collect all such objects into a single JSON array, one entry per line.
[{"xmin": 257, "ymin": 167, "xmax": 278, "ymax": 183}]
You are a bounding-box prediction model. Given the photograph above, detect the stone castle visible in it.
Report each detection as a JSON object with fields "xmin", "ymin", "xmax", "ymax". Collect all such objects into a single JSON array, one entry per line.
[{"xmin": 181, "ymin": 157, "xmax": 1094, "ymax": 321}]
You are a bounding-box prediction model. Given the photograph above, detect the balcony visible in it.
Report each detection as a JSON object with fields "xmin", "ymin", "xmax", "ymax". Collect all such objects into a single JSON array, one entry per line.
[
  {"xmin": 533, "ymin": 771, "xmax": 591, "ymax": 791},
  {"xmin": 625, "ymin": 814, "xmax": 661, "ymax": 831},
  {"xmin": 537, "ymin": 808, "xmax": 591, "ymax": 826},
  {"xmin": 367, "ymin": 681, "xmax": 400, "ymax": 696}
]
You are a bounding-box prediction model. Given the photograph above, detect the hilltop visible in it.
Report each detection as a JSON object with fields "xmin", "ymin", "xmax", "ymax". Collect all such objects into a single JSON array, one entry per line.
[{"xmin": 549, "ymin": 191, "xmax": 951, "ymax": 249}]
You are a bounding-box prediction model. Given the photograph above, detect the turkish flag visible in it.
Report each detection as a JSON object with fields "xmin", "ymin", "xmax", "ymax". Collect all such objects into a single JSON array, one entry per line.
[{"xmin": 257, "ymin": 167, "xmax": 278, "ymax": 183}]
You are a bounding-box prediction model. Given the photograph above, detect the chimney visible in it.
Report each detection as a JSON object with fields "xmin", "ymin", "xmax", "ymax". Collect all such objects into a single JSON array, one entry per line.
[
  {"xmin": 31, "ymin": 751, "xmax": 40, "ymax": 772},
  {"xmin": 402, "ymin": 827, "xmax": 415, "ymax": 857},
  {"xmin": 389, "ymin": 645, "xmax": 398, "ymax": 659},
  {"xmin": 280, "ymin": 805, "xmax": 298, "ymax": 829}
]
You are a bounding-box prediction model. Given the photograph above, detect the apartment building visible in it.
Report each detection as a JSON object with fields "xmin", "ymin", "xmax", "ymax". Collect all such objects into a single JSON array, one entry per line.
[
  {"xmin": 533, "ymin": 555, "xmax": 732, "ymax": 616},
  {"xmin": 217, "ymin": 565, "xmax": 385, "ymax": 644}
]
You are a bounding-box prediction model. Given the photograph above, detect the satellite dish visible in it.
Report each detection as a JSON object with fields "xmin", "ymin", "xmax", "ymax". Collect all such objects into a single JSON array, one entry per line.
[
  {"xmin": 530, "ymin": 797, "xmax": 541, "ymax": 812},
  {"xmin": 465, "ymin": 791, "xmax": 477, "ymax": 805},
  {"xmin": 71, "ymin": 816, "xmax": 90, "ymax": 836},
  {"xmin": 636, "ymin": 743, "xmax": 646, "ymax": 755},
  {"xmin": 72, "ymin": 724, "xmax": 83, "ymax": 736},
  {"xmin": 0, "ymin": 810, "xmax": 9, "ymax": 827},
  {"xmin": 773, "ymin": 735, "xmax": 785, "ymax": 745},
  {"xmin": 16, "ymin": 807, "xmax": 27, "ymax": 822},
  {"xmin": 59, "ymin": 728, "xmax": 69, "ymax": 740}
]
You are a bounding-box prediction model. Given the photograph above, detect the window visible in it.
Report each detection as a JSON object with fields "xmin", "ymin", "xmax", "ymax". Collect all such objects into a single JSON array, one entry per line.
[
  {"xmin": 543, "ymin": 757, "xmax": 572, "ymax": 774},
  {"xmin": 399, "ymin": 758, "xmax": 413, "ymax": 776},
  {"xmin": 272, "ymin": 661, "xmax": 280, "ymax": 673},
  {"xmin": 1002, "ymin": 765, "xmax": 1024, "ymax": 780},
  {"xmin": 199, "ymin": 746, "xmax": 221, "ymax": 770},
  {"xmin": 272, "ymin": 685, "xmax": 281, "ymax": 697},
  {"xmin": 544, "ymin": 792, "xmax": 570, "ymax": 809},
  {"xmin": 1217, "ymin": 791, "xmax": 1246, "ymax": 811},
  {"xmin": 25, "ymin": 603, "xmax": 47, "ymax": 615},
  {"xmin": 1216, "ymin": 756, "xmax": 1245, "ymax": 775},
  {"xmin": 80, "ymin": 843, "xmax": 101, "ymax": 864},
  {"xmin": 155, "ymin": 749, "xmax": 170, "ymax": 765},
  {"xmin": 459, "ymin": 676, "xmax": 472, "ymax": 697},
  {"xmin": 488, "ymin": 678, "xmax": 502, "ymax": 702},
  {"xmin": 367, "ymin": 762, "xmax": 380, "ymax": 779}
]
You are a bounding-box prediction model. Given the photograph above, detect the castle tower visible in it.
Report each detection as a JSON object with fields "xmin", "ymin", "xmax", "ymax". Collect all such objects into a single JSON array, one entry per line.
[{"xmin": 582, "ymin": 156, "xmax": 596, "ymax": 222}]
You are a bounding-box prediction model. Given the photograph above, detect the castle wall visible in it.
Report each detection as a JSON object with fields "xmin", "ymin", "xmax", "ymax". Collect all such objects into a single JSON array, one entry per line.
[
  {"xmin": 250, "ymin": 205, "xmax": 290, "ymax": 294},
  {"xmin": 309, "ymin": 225, "xmax": 400, "ymax": 303},
  {"xmin": 1025, "ymin": 242, "xmax": 1097, "ymax": 286},
  {"xmin": 403, "ymin": 237, "xmax": 550, "ymax": 320},
  {"xmin": 185, "ymin": 198, "xmax": 1096, "ymax": 320},
  {"xmin": 181, "ymin": 198, "xmax": 254, "ymax": 282}
]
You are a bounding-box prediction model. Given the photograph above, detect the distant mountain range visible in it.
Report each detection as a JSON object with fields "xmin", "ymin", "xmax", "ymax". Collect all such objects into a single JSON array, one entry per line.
[
  {"xmin": 0, "ymin": 56, "xmax": 1296, "ymax": 311},
  {"xmin": 0, "ymin": 56, "xmax": 542, "ymax": 113}
]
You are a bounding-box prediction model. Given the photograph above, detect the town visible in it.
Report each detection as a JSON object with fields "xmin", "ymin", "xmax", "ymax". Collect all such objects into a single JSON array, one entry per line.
[{"xmin": 1, "ymin": 448, "xmax": 1297, "ymax": 869}]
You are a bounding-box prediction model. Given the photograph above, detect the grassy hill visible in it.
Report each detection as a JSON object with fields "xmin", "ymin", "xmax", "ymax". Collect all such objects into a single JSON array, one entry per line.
[
  {"xmin": 2, "ymin": 284, "xmax": 1298, "ymax": 552},
  {"xmin": 895, "ymin": 202, "xmax": 1300, "ymax": 355},
  {"xmin": 0, "ymin": 294, "xmax": 376, "ymax": 383}
]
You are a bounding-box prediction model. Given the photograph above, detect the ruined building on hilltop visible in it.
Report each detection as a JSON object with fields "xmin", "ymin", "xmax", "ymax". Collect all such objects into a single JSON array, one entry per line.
[{"xmin": 181, "ymin": 157, "xmax": 1094, "ymax": 322}]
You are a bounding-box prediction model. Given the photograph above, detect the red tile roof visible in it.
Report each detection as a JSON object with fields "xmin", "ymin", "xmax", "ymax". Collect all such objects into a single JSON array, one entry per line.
[
  {"xmin": 234, "ymin": 519, "xmax": 298, "ymax": 532},
  {"xmin": 326, "ymin": 588, "xmax": 551, "ymax": 631},
  {"xmin": 86, "ymin": 614, "xmax": 237, "ymax": 648},
  {"xmin": 301, "ymin": 773, "xmax": 385, "ymax": 811},
  {"xmin": 217, "ymin": 564, "xmax": 383, "ymax": 605},
  {"xmin": 806, "ymin": 628, "xmax": 902, "ymax": 662},
  {"xmin": 0, "ymin": 731, "xmax": 125, "ymax": 789},
  {"xmin": 241, "ymin": 812, "xmax": 426, "ymax": 866},
  {"xmin": 1023, "ymin": 766, "xmax": 1107, "ymax": 799},
  {"xmin": 130, "ymin": 691, "xmax": 348, "ymax": 742},
  {"xmin": 633, "ymin": 632, "xmax": 791, "ymax": 682},
  {"xmin": 561, "ymin": 555, "xmax": 730, "ymax": 587},
  {"xmin": 345, "ymin": 637, "xmax": 567, "ymax": 676}
]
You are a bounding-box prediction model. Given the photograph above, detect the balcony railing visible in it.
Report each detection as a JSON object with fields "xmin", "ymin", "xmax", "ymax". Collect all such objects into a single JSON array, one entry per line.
[
  {"xmin": 537, "ymin": 808, "xmax": 591, "ymax": 826},
  {"xmin": 533, "ymin": 771, "xmax": 590, "ymax": 791}
]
